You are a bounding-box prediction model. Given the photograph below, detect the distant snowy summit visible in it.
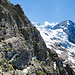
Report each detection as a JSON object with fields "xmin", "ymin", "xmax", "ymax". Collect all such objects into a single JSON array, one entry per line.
[
  {"xmin": 32, "ymin": 20, "xmax": 75, "ymax": 71},
  {"xmin": 32, "ymin": 21, "xmax": 58, "ymax": 28},
  {"xmin": 32, "ymin": 20, "xmax": 75, "ymax": 44},
  {"xmin": 53, "ymin": 20, "xmax": 75, "ymax": 44}
]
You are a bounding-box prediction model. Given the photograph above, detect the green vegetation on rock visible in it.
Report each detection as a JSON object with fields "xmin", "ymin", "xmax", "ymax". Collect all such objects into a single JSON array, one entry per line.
[
  {"xmin": 27, "ymin": 71, "xmax": 30, "ymax": 75},
  {"xmin": 9, "ymin": 65, "xmax": 14, "ymax": 71},
  {"xmin": 1, "ymin": 66, "xmax": 5, "ymax": 72},
  {"xmin": 3, "ymin": 48, "xmax": 8, "ymax": 52},
  {"xmin": 36, "ymin": 71, "xmax": 46, "ymax": 75}
]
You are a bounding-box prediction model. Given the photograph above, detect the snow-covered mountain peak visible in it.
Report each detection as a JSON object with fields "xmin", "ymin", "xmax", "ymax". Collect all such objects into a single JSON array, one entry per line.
[
  {"xmin": 32, "ymin": 21, "xmax": 58, "ymax": 28},
  {"xmin": 67, "ymin": 20, "xmax": 70, "ymax": 25},
  {"xmin": 44, "ymin": 21, "xmax": 58, "ymax": 27},
  {"xmin": 53, "ymin": 20, "xmax": 75, "ymax": 30},
  {"xmin": 67, "ymin": 20, "xmax": 75, "ymax": 25},
  {"xmin": 52, "ymin": 20, "xmax": 75, "ymax": 44},
  {"xmin": 33, "ymin": 20, "xmax": 75, "ymax": 71},
  {"xmin": 31, "ymin": 22, "xmax": 41, "ymax": 26}
]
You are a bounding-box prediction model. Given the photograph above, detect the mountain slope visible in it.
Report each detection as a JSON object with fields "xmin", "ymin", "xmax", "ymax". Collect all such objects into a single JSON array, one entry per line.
[
  {"xmin": 0, "ymin": 0, "xmax": 47, "ymax": 73},
  {"xmin": 33, "ymin": 20, "xmax": 75, "ymax": 72},
  {"xmin": 53, "ymin": 20, "xmax": 75, "ymax": 44},
  {"xmin": 0, "ymin": 0, "xmax": 75, "ymax": 75}
]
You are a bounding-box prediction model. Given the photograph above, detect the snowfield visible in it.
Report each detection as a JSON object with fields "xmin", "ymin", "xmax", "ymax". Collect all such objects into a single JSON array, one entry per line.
[{"xmin": 32, "ymin": 21, "xmax": 75, "ymax": 71}]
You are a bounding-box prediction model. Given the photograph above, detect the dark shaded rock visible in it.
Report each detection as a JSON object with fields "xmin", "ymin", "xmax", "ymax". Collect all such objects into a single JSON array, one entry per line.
[{"xmin": 65, "ymin": 64, "xmax": 75, "ymax": 75}]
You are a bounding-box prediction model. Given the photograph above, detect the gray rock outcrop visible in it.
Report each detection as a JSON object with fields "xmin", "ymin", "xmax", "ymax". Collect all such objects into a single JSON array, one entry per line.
[{"xmin": 0, "ymin": 0, "xmax": 74, "ymax": 75}]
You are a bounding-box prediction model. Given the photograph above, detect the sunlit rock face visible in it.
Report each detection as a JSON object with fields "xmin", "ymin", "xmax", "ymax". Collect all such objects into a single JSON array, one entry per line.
[
  {"xmin": 0, "ymin": 0, "xmax": 47, "ymax": 71},
  {"xmin": 0, "ymin": 0, "xmax": 75, "ymax": 75}
]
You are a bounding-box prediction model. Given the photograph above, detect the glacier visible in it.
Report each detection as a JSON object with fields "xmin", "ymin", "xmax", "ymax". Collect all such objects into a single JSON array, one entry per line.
[{"xmin": 32, "ymin": 20, "xmax": 75, "ymax": 71}]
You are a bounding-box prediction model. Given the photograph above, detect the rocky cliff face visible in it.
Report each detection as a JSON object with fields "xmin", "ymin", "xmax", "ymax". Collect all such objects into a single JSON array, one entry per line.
[
  {"xmin": 0, "ymin": 0, "xmax": 74, "ymax": 75},
  {"xmin": 0, "ymin": 0, "xmax": 47, "ymax": 70}
]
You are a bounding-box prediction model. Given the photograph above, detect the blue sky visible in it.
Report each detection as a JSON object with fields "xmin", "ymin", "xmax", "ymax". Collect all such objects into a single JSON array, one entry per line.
[{"xmin": 8, "ymin": 0, "xmax": 75, "ymax": 24}]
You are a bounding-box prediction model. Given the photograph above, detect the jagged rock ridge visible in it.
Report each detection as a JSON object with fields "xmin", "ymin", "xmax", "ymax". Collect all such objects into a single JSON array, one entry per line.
[
  {"xmin": 0, "ymin": 0, "xmax": 75, "ymax": 75},
  {"xmin": 0, "ymin": 0, "xmax": 47, "ymax": 71}
]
